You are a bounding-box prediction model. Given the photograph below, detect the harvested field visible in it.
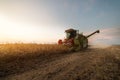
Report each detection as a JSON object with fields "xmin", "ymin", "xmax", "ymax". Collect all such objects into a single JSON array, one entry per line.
[{"xmin": 0, "ymin": 44, "xmax": 120, "ymax": 80}]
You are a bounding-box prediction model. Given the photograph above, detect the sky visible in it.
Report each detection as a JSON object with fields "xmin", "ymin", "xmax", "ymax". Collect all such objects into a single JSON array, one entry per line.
[{"xmin": 0, "ymin": 0, "xmax": 120, "ymax": 44}]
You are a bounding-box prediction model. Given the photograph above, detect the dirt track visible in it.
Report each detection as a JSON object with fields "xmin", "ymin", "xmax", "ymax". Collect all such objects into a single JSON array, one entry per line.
[{"xmin": 1, "ymin": 46, "xmax": 120, "ymax": 80}]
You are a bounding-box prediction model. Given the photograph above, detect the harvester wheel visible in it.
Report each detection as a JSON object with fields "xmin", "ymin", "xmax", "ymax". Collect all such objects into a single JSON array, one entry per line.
[{"xmin": 82, "ymin": 38, "xmax": 88, "ymax": 49}]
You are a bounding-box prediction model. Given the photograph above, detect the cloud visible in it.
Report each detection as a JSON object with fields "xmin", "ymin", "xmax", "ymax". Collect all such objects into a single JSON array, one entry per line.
[
  {"xmin": 89, "ymin": 27, "xmax": 120, "ymax": 45},
  {"xmin": 100, "ymin": 27, "xmax": 120, "ymax": 39}
]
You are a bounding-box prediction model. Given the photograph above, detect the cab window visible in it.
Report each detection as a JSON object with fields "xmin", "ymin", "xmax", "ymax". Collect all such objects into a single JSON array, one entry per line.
[{"xmin": 66, "ymin": 33, "xmax": 70, "ymax": 39}]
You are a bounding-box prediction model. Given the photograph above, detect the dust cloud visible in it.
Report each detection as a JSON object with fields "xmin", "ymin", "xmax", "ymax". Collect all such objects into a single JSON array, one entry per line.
[
  {"xmin": 90, "ymin": 44, "xmax": 111, "ymax": 48},
  {"xmin": 88, "ymin": 27, "xmax": 120, "ymax": 46}
]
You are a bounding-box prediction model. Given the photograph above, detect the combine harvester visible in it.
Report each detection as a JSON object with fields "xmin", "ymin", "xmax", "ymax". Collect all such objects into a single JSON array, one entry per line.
[{"xmin": 58, "ymin": 29, "xmax": 100, "ymax": 51}]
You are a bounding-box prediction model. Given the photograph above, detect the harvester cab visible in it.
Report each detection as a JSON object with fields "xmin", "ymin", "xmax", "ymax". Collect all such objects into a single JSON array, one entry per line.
[
  {"xmin": 65, "ymin": 29, "xmax": 77, "ymax": 39},
  {"xmin": 58, "ymin": 28, "xmax": 100, "ymax": 51}
]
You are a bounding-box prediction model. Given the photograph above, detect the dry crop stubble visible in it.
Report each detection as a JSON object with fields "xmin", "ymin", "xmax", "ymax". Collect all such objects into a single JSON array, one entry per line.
[{"xmin": 0, "ymin": 44, "xmax": 120, "ymax": 80}]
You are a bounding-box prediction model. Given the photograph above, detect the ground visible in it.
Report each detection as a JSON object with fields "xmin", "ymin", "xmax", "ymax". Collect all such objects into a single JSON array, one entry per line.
[{"xmin": 0, "ymin": 45, "xmax": 120, "ymax": 80}]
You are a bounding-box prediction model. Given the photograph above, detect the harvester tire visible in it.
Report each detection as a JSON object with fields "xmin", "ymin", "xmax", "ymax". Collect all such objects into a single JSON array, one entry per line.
[{"xmin": 82, "ymin": 38, "xmax": 88, "ymax": 49}]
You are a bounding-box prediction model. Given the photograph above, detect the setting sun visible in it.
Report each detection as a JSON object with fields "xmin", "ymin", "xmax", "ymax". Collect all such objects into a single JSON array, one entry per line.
[
  {"xmin": 0, "ymin": 15, "xmax": 59, "ymax": 43},
  {"xmin": 0, "ymin": 14, "xmax": 38, "ymax": 42},
  {"xmin": 0, "ymin": 14, "xmax": 62, "ymax": 43}
]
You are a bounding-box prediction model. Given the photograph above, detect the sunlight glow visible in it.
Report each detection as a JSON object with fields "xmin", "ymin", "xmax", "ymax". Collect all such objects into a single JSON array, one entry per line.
[{"xmin": 0, "ymin": 14, "xmax": 63, "ymax": 43}]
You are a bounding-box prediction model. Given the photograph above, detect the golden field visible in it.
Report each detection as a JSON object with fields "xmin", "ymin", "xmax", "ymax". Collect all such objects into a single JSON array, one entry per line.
[
  {"xmin": 0, "ymin": 44, "xmax": 70, "ymax": 78},
  {"xmin": 0, "ymin": 44, "xmax": 120, "ymax": 80},
  {"xmin": 0, "ymin": 43, "xmax": 70, "ymax": 61}
]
